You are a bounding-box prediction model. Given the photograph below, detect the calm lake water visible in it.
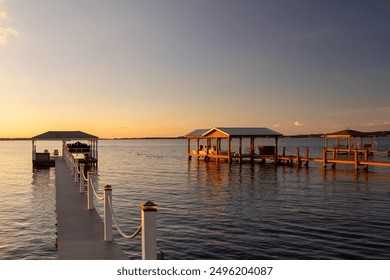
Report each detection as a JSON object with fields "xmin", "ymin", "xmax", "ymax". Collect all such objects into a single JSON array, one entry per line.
[{"xmin": 1, "ymin": 138, "xmax": 390, "ymax": 260}]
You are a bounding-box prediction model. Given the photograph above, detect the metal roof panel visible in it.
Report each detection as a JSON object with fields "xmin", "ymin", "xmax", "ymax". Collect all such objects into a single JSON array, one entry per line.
[
  {"xmin": 32, "ymin": 131, "xmax": 99, "ymax": 140},
  {"xmin": 186, "ymin": 127, "xmax": 282, "ymax": 137},
  {"xmin": 184, "ymin": 129, "xmax": 210, "ymax": 137}
]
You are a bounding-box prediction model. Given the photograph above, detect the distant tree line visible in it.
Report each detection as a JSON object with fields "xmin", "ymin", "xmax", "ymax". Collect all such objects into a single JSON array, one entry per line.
[
  {"xmin": 285, "ymin": 131, "xmax": 390, "ymax": 138},
  {"xmin": 1, "ymin": 131, "xmax": 390, "ymax": 141}
]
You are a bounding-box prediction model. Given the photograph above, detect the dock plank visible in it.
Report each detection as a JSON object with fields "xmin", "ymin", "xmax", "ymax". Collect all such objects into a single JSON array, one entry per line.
[{"xmin": 55, "ymin": 158, "xmax": 128, "ymax": 260}]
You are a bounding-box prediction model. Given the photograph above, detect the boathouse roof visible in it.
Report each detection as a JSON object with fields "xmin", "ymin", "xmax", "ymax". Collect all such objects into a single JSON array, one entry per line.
[
  {"xmin": 185, "ymin": 127, "xmax": 282, "ymax": 138},
  {"xmin": 185, "ymin": 129, "xmax": 210, "ymax": 137},
  {"xmin": 325, "ymin": 129, "xmax": 370, "ymax": 138},
  {"xmin": 32, "ymin": 131, "xmax": 99, "ymax": 141}
]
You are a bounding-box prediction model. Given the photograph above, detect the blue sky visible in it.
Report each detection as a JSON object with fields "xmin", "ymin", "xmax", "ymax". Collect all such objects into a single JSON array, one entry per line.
[{"xmin": 1, "ymin": 0, "xmax": 389, "ymax": 137}]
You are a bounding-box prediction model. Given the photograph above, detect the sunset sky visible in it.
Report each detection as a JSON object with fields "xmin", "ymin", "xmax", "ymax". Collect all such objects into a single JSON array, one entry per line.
[{"xmin": 1, "ymin": 0, "xmax": 389, "ymax": 138}]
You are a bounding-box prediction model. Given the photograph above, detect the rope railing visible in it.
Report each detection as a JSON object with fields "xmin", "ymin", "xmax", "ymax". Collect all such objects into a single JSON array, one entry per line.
[
  {"xmin": 89, "ymin": 175, "xmax": 104, "ymax": 201},
  {"xmin": 74, "ymin": 159, "xmax": 80, "ymax": 182},
  {"xmin": 81, "ymin": 166, "xmax": 88, "ymax": 182},
  {"xmin": 107, "ymin": 195, "xmax": 142, "ymax": 240},
  {"xmin": 64, "ymin": 149, "xmax": 75, "ymax": 175}
]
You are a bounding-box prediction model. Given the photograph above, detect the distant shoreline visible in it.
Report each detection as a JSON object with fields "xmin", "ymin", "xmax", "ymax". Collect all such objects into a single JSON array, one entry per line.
[
  {"xmin": 0, "ymin": 137, "xmax": 185, "ymax": 141},
  {"xmin": 0, "ymin": 138, "xmax": 31, "ymax": 141},
  {"xmin": 1, "ymin": 131, "xmax": 390, "ymax": 141}
]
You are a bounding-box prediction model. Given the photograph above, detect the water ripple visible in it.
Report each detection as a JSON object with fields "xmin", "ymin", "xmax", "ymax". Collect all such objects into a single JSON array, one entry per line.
[{"xmin": 2, "ymin": 139, "xmax": 390, "ymax": 259}]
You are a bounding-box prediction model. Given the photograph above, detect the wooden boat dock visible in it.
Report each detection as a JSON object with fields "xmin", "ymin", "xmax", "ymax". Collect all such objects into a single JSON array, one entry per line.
[
  {"xmin": 32, "ymin": 131, "xmax": 128, "ymax": 259},
  {"xmin": 185, "ymin": 127, "xmax": 390, "ymax": 171},
  {"xmin": 55, "ymin": 158, "xmax": 128, "ymax": 259},
  {"xmin": 32, "ymin": 131, "xmax": 159, "ymax": 260},
  {"xmin": 278, "ymin": 147, "xmax": 390, "ymax": 170},
  {"xmin": 32, "ymin": 131, "xmax": 98, "ymax": 167},
  {"xmin": 185, "ymin": 127, "xmax": 282, "ymax": 163},
  {"xmin": 32, "ymin": 130, "xmax": 159, "ymax": 260}
]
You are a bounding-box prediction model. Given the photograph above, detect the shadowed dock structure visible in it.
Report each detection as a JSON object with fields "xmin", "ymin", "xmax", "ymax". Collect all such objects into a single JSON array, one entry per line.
[
  {"xmin": 55, "ymin": 158, "xmax": 128, "ymax": 259},
  {"xmin": 185, "ymin": 127, "xmax": 390, "ymax": 171},
  {"xmin": 32, "ymin": 131, "xmax": 98, "ymax": 167},
  {"xmin": 186, "ymin": 127, "xmax": 282, "ymax": 163}
]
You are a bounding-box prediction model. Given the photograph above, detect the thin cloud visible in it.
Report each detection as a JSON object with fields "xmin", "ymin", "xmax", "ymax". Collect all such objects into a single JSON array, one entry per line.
[
  {"xmin": 0, "ymin": 27, "xmax": 18, "ymax": 44},
  {"xmin": 0, "ymin": 9, "xmax": 18, "ymax": 45},
  {"xmin": 364, "ymin": 120, "xmax": 390, "ymax": 126},
  {"xmin": 294, "ymin": 121, "xmax": 303, "ymax": 127}
]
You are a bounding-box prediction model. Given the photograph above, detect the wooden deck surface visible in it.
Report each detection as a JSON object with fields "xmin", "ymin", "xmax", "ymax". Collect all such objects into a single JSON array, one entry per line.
[
  {"xmin": 55, "ymin": 158, "xmax": 128, "ymax": 259},
  {"xmin": 189, "ymin": 150, "xmax": 390, "ymax": 170}
]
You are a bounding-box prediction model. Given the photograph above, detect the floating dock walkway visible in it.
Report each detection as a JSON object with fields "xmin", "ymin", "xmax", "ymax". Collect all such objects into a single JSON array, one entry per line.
[
  {"xmin": 33, "ymin": 130, "xmax": 157, "ymax": 260},
  {"xmin": 55, "ymin": 158, "xmax": 128, "ymax": 260}
]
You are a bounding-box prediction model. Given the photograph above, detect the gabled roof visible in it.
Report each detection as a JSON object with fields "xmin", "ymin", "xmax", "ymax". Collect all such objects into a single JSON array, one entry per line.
[
  {"xmin": 185, "ymin": 127, "xmax": 282, "ymax": 138},
  {"xmin": 325, "ymin": 129, "xmax": 369, "ymax": 138},
  {"xmin": 32, "ymin": 131, "xmax": 98, "ymax": 140},
  {"xmin": 208, "ymin": 127, "xmax": 282, "ymax": 137},
  {"xmin": 184, "ymin": 129, "xmax": 210, "ymax": 137}
]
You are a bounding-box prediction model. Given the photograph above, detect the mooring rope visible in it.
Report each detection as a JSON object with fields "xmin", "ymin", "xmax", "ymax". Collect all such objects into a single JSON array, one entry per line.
[
  {"xmin": 89, "ymin": 176, "xmax": 104, "ymax": 201},
  {"xmin": 107, "ymin": 196, "xmax": 142, "ymax": 240}
]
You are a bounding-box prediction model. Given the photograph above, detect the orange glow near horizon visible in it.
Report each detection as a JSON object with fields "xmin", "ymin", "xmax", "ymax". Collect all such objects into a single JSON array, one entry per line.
[{"xmin": 1, "ymin": 1, "xmax": 389, "ymax": 138}]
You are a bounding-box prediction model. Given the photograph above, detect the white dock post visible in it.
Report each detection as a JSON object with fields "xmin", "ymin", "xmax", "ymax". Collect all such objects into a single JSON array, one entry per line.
[
  {"xmin": 104, "ymin": 185, "xmax": 113, "ymax": 242},
  {"xmin": 141, "ymin": 201, "xmax": 158, "ymax": 260},
  {"xmin": 87, "ymin": 171, "xmax": 94, "ymax": 210},
  {"xmin": 70, "ymin": 156, "xmax": 74, "ymax": 176},
  {"xmin": 74, "ymin": 159, "xmax": 79, "ymax": 183},
  {"xmin": 79, "ymin": 163, "xmax": 85, "ymax": 193}
]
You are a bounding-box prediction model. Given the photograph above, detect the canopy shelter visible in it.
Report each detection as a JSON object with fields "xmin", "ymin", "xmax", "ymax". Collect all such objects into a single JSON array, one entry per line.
[
  {"xmin": 324, "ymin": 129, "xmax": 374, "ymax": 153},
  {"xmin": 185, "ymin": 127, "xmax": 282, "ymax": 163},
  {"xmin": 32, "ymin": 131, "xmax": 99, "ymax": 166}
]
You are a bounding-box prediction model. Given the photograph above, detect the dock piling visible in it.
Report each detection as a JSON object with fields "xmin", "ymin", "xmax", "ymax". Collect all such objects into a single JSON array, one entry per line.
[
  {"xmin": 87, "ymin": 171, "xmax": 94, "ymax": 210},
  {"xmin": 296, "ymin": 147, "xmax": 301, "ymax": 166},
  {"xmin": 79, "ymin": 163, "xmax": 85, "ymax": 193},
  {"xmin": 354, "ymin": 149, "xmax": 359, "ymax": 170},
  {"xmin": 104, "ymin": 185, "xmax": 113, "ymax": 242},
  {"xmin": 141, "ymin": 201, "xmax": 158, "ymax": 260},
  {"xmin": 322, "ymin": 148, "xmax": 327, "ymax": 168},
  {"xmin": 74, "ymin": 159, "xmax": 79, "ymax": 183},
  {"xmin": 332, "ymin": 148, "xmax": 336, "ymax": 159}
]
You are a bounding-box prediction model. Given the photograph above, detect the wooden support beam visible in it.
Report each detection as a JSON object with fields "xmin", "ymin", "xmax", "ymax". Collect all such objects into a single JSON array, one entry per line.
[
  {"xmin": 274, "ymin": 137, "xmax": 279, "ymax": 165},
  {"xmin": 322, "ymin": 148, "xmax": 327, "ymax": 169},
  {"xmin": 354, "ymin": 149, "xmax": 359, "ymax": 170},
  {"xmin": 228, "ymin": 136, "xmax": 232, "ymax": 163},
  {"xmin": 239, "ymin": 137, "xmax": 242, "ymax": 161},
  {"xmin": 296, "ymin": 148, "xmax": 301, "ymax": 166}
]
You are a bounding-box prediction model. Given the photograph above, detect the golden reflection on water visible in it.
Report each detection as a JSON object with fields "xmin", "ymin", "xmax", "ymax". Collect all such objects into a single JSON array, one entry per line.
[{"xmin": 2, "ymin": 139, "xmax": 390, "ymax": 259}]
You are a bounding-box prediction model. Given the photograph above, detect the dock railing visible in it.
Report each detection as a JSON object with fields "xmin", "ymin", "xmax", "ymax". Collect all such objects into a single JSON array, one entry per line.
[{"xmin": 64, "ymin": 150, "xmax": 158, "ymax": 260}]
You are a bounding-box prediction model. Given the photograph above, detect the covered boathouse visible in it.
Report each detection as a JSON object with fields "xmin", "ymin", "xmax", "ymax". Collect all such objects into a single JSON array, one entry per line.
[
  {"xmin": 324, "ymin": 129, "xmax": 375, "ymax": 154},
  {"xmin": 32, "ymin": 131, "xmax": 98, "ymax": 167},
  {"xmin": 185, "ymin": 127, "xmax": 283, "ymax": 163}
]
